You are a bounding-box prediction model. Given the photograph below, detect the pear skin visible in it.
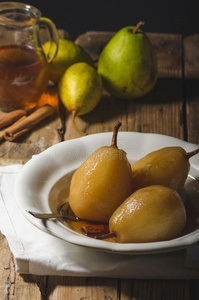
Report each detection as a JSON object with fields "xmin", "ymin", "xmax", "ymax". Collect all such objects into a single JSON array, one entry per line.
[
  {"xmin": 58, "ymin": 62, "xmax": 102, "ymax": 135},
  {"xmin": 69, "ymin": 122, "xmax": 134, "ymax": 222},
  {"xmin": 97, "ymin": 22, "xmax": 158, "ymax": 99},
  {"xmin": 131, "ymin": 146, "xmax": 199, "ymax": 192},
  {"xmin": 109, "ymin": 185, "xmax": 187, "ymax": 243},
  {"xmin": 43, "ymin": 39, "xmax": 94, "ymax": 83}
]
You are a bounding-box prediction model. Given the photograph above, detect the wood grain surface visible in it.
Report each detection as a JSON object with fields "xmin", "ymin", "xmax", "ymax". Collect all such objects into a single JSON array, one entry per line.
[{"xmin": 0, "ymin": 29, "xmax": 199, "ymax": 299}]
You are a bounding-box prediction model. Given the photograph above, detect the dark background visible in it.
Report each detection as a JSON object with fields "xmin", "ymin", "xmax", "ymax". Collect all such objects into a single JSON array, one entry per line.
[{"xmin": 3, "ymin": 0, "xmax": 199, "ymax": 39}]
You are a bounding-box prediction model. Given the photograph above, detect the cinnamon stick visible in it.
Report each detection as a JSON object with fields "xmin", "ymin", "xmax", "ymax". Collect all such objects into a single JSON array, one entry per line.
[
  {"xmin": 81, "ymin": 224, "xmax": 110, "ymax": 237},
  {"xmin": 3, "ymin": 104, "xmax": 55, "ymax": 141},
  {"xmin": 0, "ymin": 115, "xmax": 28, "ymax": 141},
  {"xmin": 0, "ymin": 109, "xmax": 27, "ymax": 129}
]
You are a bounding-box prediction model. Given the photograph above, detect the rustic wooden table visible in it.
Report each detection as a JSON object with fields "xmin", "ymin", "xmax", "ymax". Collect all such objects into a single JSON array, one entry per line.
[{"xmin": 0, "ymin": 30, "xmax": 199, "ymax": 299}]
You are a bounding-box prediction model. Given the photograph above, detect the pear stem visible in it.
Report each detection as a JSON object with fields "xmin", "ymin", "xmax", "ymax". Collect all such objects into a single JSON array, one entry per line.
[
  {"xmin": 111, "ymin": 121, "xmax": 122, "ymax": 147},
  {"xmin": 71, "ymin": 110, "xmax": 87, "ymax": 136},
  {"xmin": 186, "ymin": 148, "xmax": 199, "ymax": 160},
  {"xmin": 133, "ymin": 21, "xmax": 145, "ymax": 33}
]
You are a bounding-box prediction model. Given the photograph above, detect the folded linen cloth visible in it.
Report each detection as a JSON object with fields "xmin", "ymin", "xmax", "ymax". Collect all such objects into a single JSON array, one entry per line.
[{"xmin": 0, "ymin": 164, "xmax": 199, "ymax": 279}]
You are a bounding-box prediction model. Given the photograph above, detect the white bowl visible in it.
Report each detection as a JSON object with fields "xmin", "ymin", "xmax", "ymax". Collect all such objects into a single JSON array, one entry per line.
[{"xmin": 14, "ymin": 132, "xmax": 199, "ymax": 255}]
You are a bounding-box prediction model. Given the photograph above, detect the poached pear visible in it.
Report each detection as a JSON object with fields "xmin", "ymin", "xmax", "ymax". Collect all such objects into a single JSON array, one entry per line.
[
  {"xmin": 69, "ymin": 121, "xmax": 134, "ymax": 223},
  {"xmin": 97, "ymin": 21, "xmax": 158, "ymax": 99},
  {"xmin": 109, "ymin": 185, "xmax": 187, "ymax": 243},
  {"xmin": 58, "ymin": 62, "xmax": 102, "ymax": 135},
  {"xmin": 131, "ymin": 146, "xmax": 199, "ymax": 192}
]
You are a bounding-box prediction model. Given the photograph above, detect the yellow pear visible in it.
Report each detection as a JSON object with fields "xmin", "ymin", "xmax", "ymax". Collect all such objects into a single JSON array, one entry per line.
[
  {"xmin": 109, "ymin": 185, "xmax": 187, "ymax": 243},
  {"xmin": 69, "ymin": 122, "xmax": 134, "ymax": 222},
  {"xmin": 58, "ymin": 62, "xmax": 102, "ymax": 135},
  {"xmin": 43, "ymin": 39, "xmax": 93, "ymax": 83},
  {"xmin": 131, "ymin": 146, "xmax": 199, "ymax": 192}
]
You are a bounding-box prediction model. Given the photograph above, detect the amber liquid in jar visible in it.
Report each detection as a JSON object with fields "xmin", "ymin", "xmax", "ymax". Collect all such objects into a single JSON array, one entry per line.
[{"xmin": 0, "ymin": 45, "xmax": 49, "ymax": 112}]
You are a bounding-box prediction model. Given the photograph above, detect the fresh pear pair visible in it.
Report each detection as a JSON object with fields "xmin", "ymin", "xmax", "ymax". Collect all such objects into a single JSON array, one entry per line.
[{"xmin": 58, "ymin": 22, "xmax": 158, "ymax": 136}]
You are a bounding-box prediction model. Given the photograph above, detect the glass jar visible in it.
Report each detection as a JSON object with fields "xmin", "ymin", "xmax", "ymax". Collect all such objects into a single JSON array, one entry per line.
[{"xmin": 0, "ymin": 2, "xmax": 59, "ymax": 112}]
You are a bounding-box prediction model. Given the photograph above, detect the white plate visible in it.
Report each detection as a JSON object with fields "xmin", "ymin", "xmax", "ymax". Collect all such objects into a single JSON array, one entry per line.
[{"xmin": 14, "ymin": 132, "xmax": 199, "ymax": 255}]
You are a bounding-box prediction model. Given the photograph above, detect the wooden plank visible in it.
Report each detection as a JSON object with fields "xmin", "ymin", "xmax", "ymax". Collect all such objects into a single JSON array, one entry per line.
[
  {"xmin": 0, "ymin": 233, "xmax": 45, "ymax": 299},
  {"xmin": 0, "ymin": 112, "xmax": 61, "ymax": 165},
  {"xmin": 184, "ymin": 33, "xmax": 199, "ymax": 144},
  {"xmin": 0, "ymin": 30, "xmax": 197, "ymax": 300},
  {"xmin": 190, "ymin": 280, "xmax": 199, "ymax": 299},
  {"xmin": 120, "ymin": 279, "xmax": 190, "ymax": 300},
  {"xmin": 47, "ymin": 277, "xmax": 118, "ymax": 299},
  {"xmin": 183, "ymin": 33, "xmax": 199, "ymax": 300}
]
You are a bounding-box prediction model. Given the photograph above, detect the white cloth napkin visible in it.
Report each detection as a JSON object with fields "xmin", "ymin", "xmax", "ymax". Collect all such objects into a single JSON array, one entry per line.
[{"xmin": 0, "ymin": 164, "xmax": 199, "ymax": 279}]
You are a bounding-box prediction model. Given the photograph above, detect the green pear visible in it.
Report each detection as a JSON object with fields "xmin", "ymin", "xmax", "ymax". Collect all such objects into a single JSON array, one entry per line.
[
  {"xmin": 58, "ymin": 62, "xmax": 102, "ymax": 135},
  {"xmin": 43, "ymin": 39, "xmax": 94, "ymax": 83},
  {"xmin": 97, "ymin": 21, "xmax": 158, "ymax": 99}
]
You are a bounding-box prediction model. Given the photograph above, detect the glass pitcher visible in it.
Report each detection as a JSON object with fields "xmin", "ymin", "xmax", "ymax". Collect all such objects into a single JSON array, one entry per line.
[{"xmin": 0, "ymin": 2, "xmax": 59, "ymax": 112}]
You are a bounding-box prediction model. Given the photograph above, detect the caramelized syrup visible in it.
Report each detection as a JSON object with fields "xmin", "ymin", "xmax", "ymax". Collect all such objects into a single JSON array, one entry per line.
[{"xmin": 49, "ymin": 173, "xmax": 199, "ymax": 244}]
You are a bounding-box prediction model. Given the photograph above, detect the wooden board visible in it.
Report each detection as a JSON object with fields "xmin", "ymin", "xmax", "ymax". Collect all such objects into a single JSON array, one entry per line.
[
  {"xmin": 184, "ymin": 34, "xmax": 199, "ymax": 144},
  {"xmin": 0, "ymin": 30, "xmax": 199, "ymax": 299}
]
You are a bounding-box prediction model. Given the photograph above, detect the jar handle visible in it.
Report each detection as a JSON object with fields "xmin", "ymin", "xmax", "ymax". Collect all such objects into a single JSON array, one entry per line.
[{"xmin": 38, "ymin": 17, "xmax": 59, "ymax": 63}]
